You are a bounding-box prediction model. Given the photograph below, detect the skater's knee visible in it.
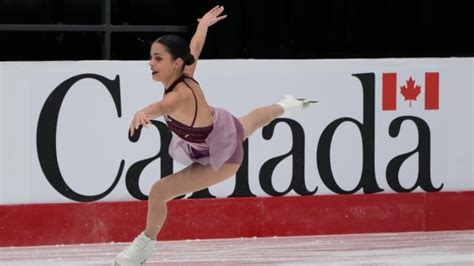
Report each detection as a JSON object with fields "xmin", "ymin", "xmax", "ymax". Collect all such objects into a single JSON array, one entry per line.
[{"xmin": 149, "ymin": 180, "xmax": 174, "ymax": 202}]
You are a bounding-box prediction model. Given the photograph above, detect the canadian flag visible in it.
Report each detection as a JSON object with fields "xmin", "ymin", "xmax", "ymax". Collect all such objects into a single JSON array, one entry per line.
[{"xmin": 382, "ymin": 72, "xmax": 439, "ymax": 111}]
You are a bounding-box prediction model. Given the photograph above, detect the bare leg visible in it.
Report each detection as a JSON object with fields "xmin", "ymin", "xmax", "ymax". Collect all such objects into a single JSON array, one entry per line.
[
  {"xmin": 238, "ymin": 104, "xmax": 284, "ymax": 139},
  {"xmin": 144, "ymin": 163, "xmax": 240, "ymax": 239}
]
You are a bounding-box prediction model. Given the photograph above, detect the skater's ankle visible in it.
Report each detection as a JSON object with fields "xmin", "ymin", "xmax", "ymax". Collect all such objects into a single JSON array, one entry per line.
[
  {"xmin": 143, "ymin": 231, "xmax": 156, "ymax": 240},
  {"xmin": 272, "ymin": 104, "xmax": 285, "ymax": 117}
]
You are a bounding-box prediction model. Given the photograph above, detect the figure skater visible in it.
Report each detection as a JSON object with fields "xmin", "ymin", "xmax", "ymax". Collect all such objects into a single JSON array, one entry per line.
[{"xmin": 114, "ymin": 5, "xmax": 313, "ymax": 265}]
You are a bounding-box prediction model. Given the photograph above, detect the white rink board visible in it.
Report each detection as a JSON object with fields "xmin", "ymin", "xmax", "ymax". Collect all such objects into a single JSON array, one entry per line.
[
  {"xmin": 0, "ymin": 230, "xmax": 472, "ymax": 265},
  {"xmin": 0, "ymin": 58, "xmax": 473, "ymax": 204}
]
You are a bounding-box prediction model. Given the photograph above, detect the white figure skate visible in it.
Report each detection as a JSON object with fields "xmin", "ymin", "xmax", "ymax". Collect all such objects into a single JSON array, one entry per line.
[
  {"xmin": 114, "ymin": 232, "xmax": 155, "ymax": 266},
  {"xmin": 275, "ymin": 95, "xmax": 317, "ymax": 117}
]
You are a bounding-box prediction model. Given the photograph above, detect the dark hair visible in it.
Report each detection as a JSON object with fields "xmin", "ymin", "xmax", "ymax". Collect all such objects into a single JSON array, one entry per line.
[{"xmin": 155, "ymin": 35, "xmax": 195, "ymax": 67}]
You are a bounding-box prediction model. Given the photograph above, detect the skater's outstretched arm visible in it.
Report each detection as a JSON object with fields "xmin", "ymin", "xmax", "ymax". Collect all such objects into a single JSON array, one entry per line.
[
  {"xmin": 128, "ymin": 90, "xmax": 188, "ymax": 136},
  {"xmin": 184, "ymin": 5, "xmax": 227, "ymax": 77}
]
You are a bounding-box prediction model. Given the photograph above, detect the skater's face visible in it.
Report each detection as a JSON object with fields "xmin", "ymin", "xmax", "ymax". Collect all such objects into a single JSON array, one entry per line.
[{"xmin": 149, "ymin": 42, "xmax": 184, "ymax": 82}]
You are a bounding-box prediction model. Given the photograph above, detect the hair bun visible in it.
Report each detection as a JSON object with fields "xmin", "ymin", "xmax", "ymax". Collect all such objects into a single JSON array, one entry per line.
[{"xmin": 185, "ymin": 54, "xmax": 195, "ymax": 65}]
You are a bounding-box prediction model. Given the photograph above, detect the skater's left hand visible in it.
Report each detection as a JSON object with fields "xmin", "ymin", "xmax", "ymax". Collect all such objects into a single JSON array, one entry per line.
[
  {"xmin": 129, "ymin": 110, "xmax": 151, "ymax": 136},
  {"xmin": 197, "ymin": 5, "xmax": 227, "ymax": 27}
]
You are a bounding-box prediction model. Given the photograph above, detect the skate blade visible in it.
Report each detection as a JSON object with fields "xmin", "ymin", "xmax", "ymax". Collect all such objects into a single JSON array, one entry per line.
[
  {"xmin": 296, "ymin": 98, "xmax": 318, "ymax": 103},
  {"xmin": 113, "ymin": 261, "xmax": 145, "ymax": 266},
  {"xmin": 297, "ymin": 98, "xmax": 318, "ymax": 108}
]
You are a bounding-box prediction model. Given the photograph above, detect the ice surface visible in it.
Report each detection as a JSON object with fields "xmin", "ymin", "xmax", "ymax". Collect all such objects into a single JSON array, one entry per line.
[{"xmin": 0, "ymin": 230, "xmax": 472, "ymax": 265}]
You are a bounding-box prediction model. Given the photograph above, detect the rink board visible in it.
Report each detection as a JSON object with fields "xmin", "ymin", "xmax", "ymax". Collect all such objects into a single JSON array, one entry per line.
[{"xmin": 0, "ymin": 191, "xmax": 472, "ymax": 247}]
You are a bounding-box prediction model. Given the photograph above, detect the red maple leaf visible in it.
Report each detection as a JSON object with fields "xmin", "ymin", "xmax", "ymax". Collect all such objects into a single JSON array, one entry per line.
[{"xmin": 400, "ymin": 77, "xmax": 421, "ymax": 107}]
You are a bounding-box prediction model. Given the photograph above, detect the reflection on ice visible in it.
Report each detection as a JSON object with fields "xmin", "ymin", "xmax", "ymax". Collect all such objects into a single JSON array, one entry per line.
[{"xmin": 0, "ymin": 230, "xmax": 472, "ymax": 265}]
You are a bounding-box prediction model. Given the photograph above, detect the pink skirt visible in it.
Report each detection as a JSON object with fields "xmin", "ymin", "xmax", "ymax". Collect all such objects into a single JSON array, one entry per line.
[{"xmin": 168, "ymin": 107, "xmax": 245, "ymax": 171}]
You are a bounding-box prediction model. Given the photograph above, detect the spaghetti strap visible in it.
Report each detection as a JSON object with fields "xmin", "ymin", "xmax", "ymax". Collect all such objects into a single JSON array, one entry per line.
[
  {"xmin": 163, "ymin": 75, "xmax": 213, "ymax": 143},
  {"xmin": 164, "ymin": 75, "xmax": 200, "ymax": 127},
  {"xmin": 183, "ymin": 79, "xmax": 198, "ymax": 127},
  {"xmin": 183, "ymin": 75, "xmax": 199, "ymax": 84}
]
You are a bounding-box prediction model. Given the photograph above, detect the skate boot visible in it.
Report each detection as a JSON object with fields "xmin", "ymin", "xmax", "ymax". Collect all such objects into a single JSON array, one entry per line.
[
  {"xmin": 275, "ymin": 95, "xmax": 316, "ymax": 117},
  {"xmin": 114, "ymin": 232, "xmax": 155, "ymax": 266}
]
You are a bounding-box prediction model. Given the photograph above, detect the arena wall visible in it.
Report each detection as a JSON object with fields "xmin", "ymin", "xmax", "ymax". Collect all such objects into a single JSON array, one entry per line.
[{"xmin": 1, "ymin": 59, "xmax": 473, "ymax": 246}]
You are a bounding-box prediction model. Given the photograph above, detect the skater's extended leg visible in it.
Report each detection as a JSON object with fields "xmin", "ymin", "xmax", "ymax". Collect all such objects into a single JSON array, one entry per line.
[
  {"xmin": 238, "ymin": 95, "xmax": 313, "ymax": 139},
  {"xmin": 238, "ymin": 105, "xmax": 284, "ymax": 139}
]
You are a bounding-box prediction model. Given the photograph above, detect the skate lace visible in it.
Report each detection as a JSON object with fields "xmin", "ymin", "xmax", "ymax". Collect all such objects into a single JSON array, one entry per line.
[{"xmin": 122, "ymin": 235, "xmax": 149, "ymax": 257}]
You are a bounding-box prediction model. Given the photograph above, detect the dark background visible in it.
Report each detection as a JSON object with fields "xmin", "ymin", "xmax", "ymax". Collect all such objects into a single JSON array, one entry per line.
[{"xmin": 1, "ymin": 0, "xmax": 473, "ymax": 61}]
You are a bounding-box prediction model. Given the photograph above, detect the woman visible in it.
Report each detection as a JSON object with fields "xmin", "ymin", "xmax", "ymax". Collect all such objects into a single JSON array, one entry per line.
[{"xmin": 114, "ymin": 5, "xmax": 312, "ymax": 265}]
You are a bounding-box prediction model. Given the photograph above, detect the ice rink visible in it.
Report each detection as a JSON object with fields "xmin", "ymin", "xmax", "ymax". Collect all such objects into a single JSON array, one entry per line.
[{"xmin": 1, "ymin": 230, "xmax": 473, "ymax": 265}]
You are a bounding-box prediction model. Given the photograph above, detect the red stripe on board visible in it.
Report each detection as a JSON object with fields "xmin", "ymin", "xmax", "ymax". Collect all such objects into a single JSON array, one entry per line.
[
  {"xmin": 0, "ymin": 192, "xmax": 473, "ymax": 247},
  {"xmin": 382, "ymin": 73, "xmax": 397, "ymax": 110},
  {"xmin": 425, "ymin": 72, "xmax": 439, "ymax": 110}
]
